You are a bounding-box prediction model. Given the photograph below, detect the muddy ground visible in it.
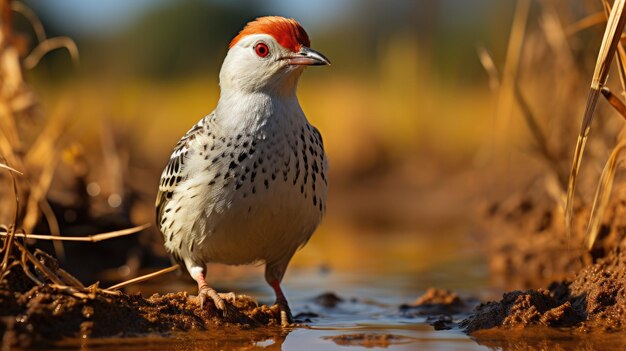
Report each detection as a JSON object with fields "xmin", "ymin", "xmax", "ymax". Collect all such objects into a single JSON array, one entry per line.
[
  {"xmin": 394, "ymin": 247, "xmax": 626, "ymax": 338},
  {"xmin": 462, "ymin": 248, "xmax": 626, "ymax": 332},
  {"xmin": 457, "ymin": 183, "xmax": 626, "ymax": 337},
  {"xmin": 0, "ymin": 250, "xmax": 282, "ymax": 348}
]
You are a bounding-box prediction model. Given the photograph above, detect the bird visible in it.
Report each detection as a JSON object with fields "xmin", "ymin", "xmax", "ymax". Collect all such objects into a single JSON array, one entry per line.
[{"xmin": 155, "ymin": 16, "xmax": 330, "ymax": 326}]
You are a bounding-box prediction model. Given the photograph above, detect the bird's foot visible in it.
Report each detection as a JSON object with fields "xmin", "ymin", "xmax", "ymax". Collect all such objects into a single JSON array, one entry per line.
[
  {"xmin": 197, "ymin": 285, "xmax": 225, "ymax": 311},
  {"xmin": 218, "ymin": 292, "xmax": 237, "ymax": 304},
  {"xmin": 277, "ymin": 300, "xmax": 293, "ymax": 327}
]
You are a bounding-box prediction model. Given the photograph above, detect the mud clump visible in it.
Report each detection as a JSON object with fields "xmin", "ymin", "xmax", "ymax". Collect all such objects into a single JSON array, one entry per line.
[
  {"xmin": 401, "ymin": 288, "xmax": 468, "ymax": 315},
  {"xmin": 401, "ymin": 288, "xmax": 474, "ymax": 330},
  {"xmin": 462, "ymin": 249, "xmax": 626, "ymax": 333},
  {"xmin": 0, "ymin": 252, "xmax": 280, "ymax": 348},
  {"xmin": 460, "ymin": 287, "xmax": 581, "ymax": 332}
]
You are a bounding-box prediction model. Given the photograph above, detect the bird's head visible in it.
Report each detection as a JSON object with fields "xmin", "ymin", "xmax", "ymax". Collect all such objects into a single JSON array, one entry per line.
[{"xmin": 219, "ymin": 16, "xmax": 330, "ymax": 96}]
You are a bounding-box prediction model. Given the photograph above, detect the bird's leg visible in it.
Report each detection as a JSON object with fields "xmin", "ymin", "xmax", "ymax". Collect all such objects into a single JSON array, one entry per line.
[
  {"xmin": 270, "ymin": 279, "xmax": 293, "ymax": 326},
  {"xmin": 191, "ymin": 267, "xmax": 225, "ymax": 311}
]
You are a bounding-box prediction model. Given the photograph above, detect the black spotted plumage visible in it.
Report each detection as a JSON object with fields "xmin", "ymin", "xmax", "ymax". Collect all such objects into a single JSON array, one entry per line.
[{"xmin": 156, "ymin": 115, "xmax": 211, "ymax": 229}]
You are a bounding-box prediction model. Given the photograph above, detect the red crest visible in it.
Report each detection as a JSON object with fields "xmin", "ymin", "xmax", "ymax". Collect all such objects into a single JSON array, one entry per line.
[{"xmin": 229, "ymin": 16, "xmax": 310, "ymax": 52}]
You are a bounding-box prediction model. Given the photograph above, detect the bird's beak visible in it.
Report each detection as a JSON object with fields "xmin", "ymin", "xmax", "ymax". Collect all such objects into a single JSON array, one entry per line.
[{"xmin": 286, "ymin": 47, "xmax": 331, "ymax": 66}]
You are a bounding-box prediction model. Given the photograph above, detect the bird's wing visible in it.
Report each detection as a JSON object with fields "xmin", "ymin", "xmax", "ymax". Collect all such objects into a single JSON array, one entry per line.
[
  {"xmin": 155, "ymin": 115, "xmax": 210, "ymax": 227},
  {"xmin": 310, "ymin": 124, "xmax": 329, "ymax": 176}
]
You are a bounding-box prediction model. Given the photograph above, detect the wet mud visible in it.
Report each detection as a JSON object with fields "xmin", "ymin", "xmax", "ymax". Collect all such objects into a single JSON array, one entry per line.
[
  {"xmin": 463, "ymin": 247, "xmax": 626, "ymax": 333},
  {"xmin": 401, "ymin": 288, "xmax": 476, "ymax": 330},
  {"xmin": 0, "ymin": 251, "xmax": 281, "ymax": 348},
  {"xmin": 463, "ymin": 184, "xmax": 626, "ymax": 339}
]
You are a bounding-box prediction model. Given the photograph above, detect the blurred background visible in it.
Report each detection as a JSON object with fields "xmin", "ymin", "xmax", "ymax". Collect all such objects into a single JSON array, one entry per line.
[{"xmin": 2, "ymin": 0, "xmax": 615, "ymax": 298}]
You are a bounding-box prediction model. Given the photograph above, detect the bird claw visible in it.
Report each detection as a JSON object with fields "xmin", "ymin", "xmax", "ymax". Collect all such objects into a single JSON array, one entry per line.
[
  {"xmin": 219, "ymin": 292, "xmax": 237, "ymax": 304},
  {"xmin": 197, "ymin": 286, "xmax": 226, "ymax": 311},
  {"xmin": 280, "ymin": 310, "xmax": 293, "ymax": 327},
  {"xmin": 277, "ymin": 301, "xmax": 293, "ymax": 327}
]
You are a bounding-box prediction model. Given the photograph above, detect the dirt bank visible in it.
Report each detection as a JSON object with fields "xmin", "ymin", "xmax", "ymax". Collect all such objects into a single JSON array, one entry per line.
[
  {"xmin": 462, "ymin": 248, "xmax": 626, "ymax": 333},
  {"xmin": 483, "ymin": 178, "xmax": 626, "ymax": 288}
]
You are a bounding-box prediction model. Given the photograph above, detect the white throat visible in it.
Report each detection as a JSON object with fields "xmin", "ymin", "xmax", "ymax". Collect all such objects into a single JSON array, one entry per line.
[
  {"xmin": 213, "ymin": 40, "xmax": 309, "ymax": 134},
  {"xmin": 214, "ymin": 86, "xmax": 306, "ymax": 135}
]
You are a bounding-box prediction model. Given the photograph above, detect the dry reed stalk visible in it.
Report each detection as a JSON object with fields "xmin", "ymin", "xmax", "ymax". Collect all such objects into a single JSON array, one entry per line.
[
  {"xmin": 586, "ymin": 139, "xmax": 626, "ymax": 249},
  {"xmin": 476, "ymin": 45, "xmax": 500, "ymax": 91},
  {"xmin": 602, "ymin": 0, "xmax": 626, "ymax": 99},
  {"xmin": 107, "ymin": 265, "xmax": 180, "ymax": 291},
  {"xmin": 564, "ymin": 0, "xmax": 626, "ymax": 239},
  {"xmin": 0, "ymin": 223, "xmax": 151, "ymax": 242},
  {"xmin": 0, "ymin": 158, "xmax": 20, "ymax": 277},
  {"xmin": 23, "ymin": 36, "xmax": 79, "ymax": 69},
  {"xmin": 493, "ymin": 0, "xmax": 531, "ymax": 156},
  {"xmin": 565, "ymin": 11, "xmax": 607, "ymax": 36},
  {"xmin": 10, "ymin": 1, "xmax": 44, "ymax": 41},
  {"xmin": 0, "ymin": 161, "xmax": 22, "ymax": 174},
  {"xmin": 513, "ymin": 84, "xmax": 566, "ymax": 185},
  {"xmin": 56, "ymin": 266, "xmax": 86, "ymax": 289},
  {"xmin": 13, "ymin": 240, "xmax": 66, "ymax": 286},
  {"xmin": 601, "ymin": 87, "xmax": 626, "ymax": 119},
  {"xmin": 540, "ymin": 1, "xmax": 576, "ymax": 72}
]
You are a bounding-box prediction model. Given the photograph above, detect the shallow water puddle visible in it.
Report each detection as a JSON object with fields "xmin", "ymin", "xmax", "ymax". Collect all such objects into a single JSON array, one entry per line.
[
  {"xmin": 41, "ymin": 230, "xmax": 495, "ymax": 351},
  {"xmin": 39, "ymin": 265, "xmax": 626, "ymax": 350},
  {"xmin": 44, "ymin": 266, "xmax": 490, "ymax": 350},
  {"xmin": 33, "ymin": 230, "xmax": 626, "ymax": 351}
]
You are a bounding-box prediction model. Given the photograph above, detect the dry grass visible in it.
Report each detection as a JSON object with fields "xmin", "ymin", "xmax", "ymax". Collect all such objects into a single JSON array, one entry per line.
[
  {"xmin": 0, "ymin": 0, "xmax": 178, "ymax": 297},
  {"xmin": 475, "ymin": 0, "xmax": 626, "ymax": 285},
  {"xmin": 565, "ymin": 0, "xmax": 626, "ymax": 241},
  {"xmin": 0, "ymin": 0, "xmax": 79, "ymax": 259},
  {"xmin": 481, "ymin": 0, "xmax": 626, "ymax": 253},
  {"xmin": 585, "ymin": 139, "xmax": 626, "ymax": 249}
]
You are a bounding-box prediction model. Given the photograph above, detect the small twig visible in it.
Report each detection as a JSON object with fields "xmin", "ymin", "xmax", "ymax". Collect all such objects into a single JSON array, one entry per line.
[
  {"xmin": 23, "ymin": 36, "xmax": 79, "ymax": 69},
  {"xmin": 56, "ymin": 267, "xmax": 86, "ymax": 289},
  {"xmin": 493, "ymin": 0, "xmax": 531, "ymax": 152},
  {"xmin": 601, "ymin": 87, "xmax": 626, "ymax": 119},
  {"xmin": 0, "ymin": 260, "xmax": 19, "ymax": 281},
  {"xmin": 514, "ymin": 83, "xmax": 567, "ymax": 188},
  {"xmin": 19, "ymin": 260, "xmax": 43, "ymax": 286},
  {"xmin": 107, "ymin": 265, "xmax": 180, "ymax": 291},
  {"xmin": 14, "ymin": 240, "xmax": 65, "ymax": 286},
  {"xmin": 586, "ymin": 139, "xmax": 626, "ymax": 250},
  {"xmin": 476, "ymin": 45, "xmax": 500, "ymax": 91},
  {"xmin": 0, "ymin": 162, "xmax": 23, "ymax": 175},
  {"xmin": 11, "ymin": 1, "xmax": 46, "ymax": 42},
  {"xmin": 603, "ymin": 0, "xmax": 626, "ymax": 100},
  {"xmin": 565, "ymin": 11, "xmax": 606, "ymax": 36},
  {"xmin": 47, "ymin": 284, "xmax": 88, "ymax": 298},
  {"xmin": 0, "ymin": 223, "xmax": 151, "ymax": 242},
  {"xmin": 0, "ymin": 158, "xmax": 21, "ymax": 276},
  {"xmin": 16, "ymin": 239, "xmax": 44, "ymax": 286},
  {"xmin": 40, "ymin": 198, "xmax": 64, "ymax": 260}
]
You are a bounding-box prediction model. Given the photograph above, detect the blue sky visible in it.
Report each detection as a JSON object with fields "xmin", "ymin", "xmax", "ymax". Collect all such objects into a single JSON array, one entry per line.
[{"xmin": 30, "ymin": 0, "xmax": 353, "ymax": 35}]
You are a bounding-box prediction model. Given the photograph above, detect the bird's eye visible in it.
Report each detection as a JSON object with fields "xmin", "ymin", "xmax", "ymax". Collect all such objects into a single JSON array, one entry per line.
[{"xmin": 254, "ymin": 42, "xmax": 270, "ymax": 58}]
